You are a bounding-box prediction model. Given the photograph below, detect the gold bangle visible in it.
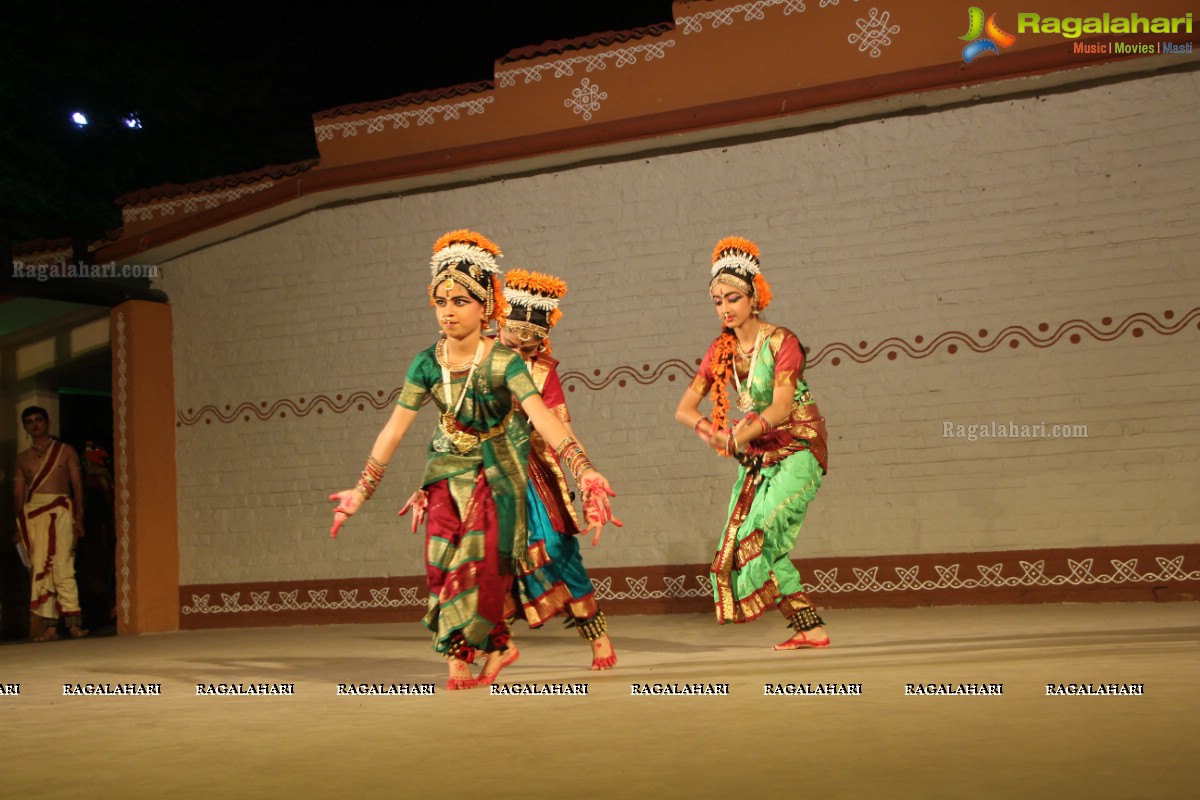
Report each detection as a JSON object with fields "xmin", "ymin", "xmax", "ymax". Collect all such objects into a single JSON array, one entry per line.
[
  {"xmin": 726, "ymin": 427, "xmax": 740, "ymax": 456},
  {"xmin": 556, "ymin": 436, "xmax": 595, "ymax": 484},
  {"xmin": 555, "ymin": 436, "xmax": 579, "ymax": 459}
]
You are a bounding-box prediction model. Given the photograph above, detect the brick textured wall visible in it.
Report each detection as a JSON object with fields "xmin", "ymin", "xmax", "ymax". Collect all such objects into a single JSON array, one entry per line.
[{"xmin": 163, "ymin": 70, "xmax": 1200, "ymax": 586}]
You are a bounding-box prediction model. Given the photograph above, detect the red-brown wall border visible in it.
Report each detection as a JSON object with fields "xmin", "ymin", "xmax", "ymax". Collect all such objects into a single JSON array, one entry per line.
[{"xmin": 179, "ymin": 543, "xmax": 1199, "ymax": 629}]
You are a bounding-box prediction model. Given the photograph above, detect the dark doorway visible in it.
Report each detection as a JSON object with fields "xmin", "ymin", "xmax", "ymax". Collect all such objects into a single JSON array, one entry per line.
[
  {"xmin": 60, "ymin": 386, "xmax": 116, "ymax": 633},
  {"xmin": 1, "ymin": 341, "xmax": 115, "ymax": 640}
]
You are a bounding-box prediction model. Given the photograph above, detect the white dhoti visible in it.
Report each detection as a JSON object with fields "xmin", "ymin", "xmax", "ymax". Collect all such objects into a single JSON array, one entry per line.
[{"xmin": 18, "ymin": 493, "xmax": 82, "ymax": 623}]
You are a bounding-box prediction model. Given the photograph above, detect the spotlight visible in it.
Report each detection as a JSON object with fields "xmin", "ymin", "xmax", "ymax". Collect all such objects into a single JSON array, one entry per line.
[{"xmin": 71, "ymin": 111, "xmax": 89, "ymax": 127}]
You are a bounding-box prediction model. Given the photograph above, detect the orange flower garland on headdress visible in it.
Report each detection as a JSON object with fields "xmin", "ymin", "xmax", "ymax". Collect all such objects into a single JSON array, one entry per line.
[
  {"xmin": 710, "ymin": 235, "xmax": 758, "ymax": 267},
  {"xmin": 503, "ymin": 268, "xmax": 567, "ymax": 355},
  {"xmin": 428, "ymin": 229, "xmax": 507, "ymax": 325}
]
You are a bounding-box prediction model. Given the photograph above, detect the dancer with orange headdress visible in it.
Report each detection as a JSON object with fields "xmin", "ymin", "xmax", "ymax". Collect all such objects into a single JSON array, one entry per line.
[
  {"xmin": 674, "ymin": 236, "xmax": 831, "ymax": 649},
  {"xmin": 330, "ymin": 230, "xmax": 618, "ymax": 689},
  {"xmin": 498, "ymin": 268, "xmax": 619, "ymax": 670}
]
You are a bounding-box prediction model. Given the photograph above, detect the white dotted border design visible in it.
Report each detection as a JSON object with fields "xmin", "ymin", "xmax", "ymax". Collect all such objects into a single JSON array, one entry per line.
[
  {"xmin": 179, "ymin": 556, "xmax": 1200, "ymax": 616},
  {"xmin": 122, "ymin": 182, "xmax": 275, "ymax": 224},
  {"xmin": 115, "ymin": 312, "xmax": 132, "ymax": 626},
  {"xmin": 182, "ymin": 587, "xmax": 425, "ymax": 615},
  {"xmin": 677, "ymin": 1, "xmax": 897, "ymax": 61},
  {"xmin": 677, "ymin": 0, "xmax": 808, "ymax": 34},
  {"xmin": 593, "ymin": 575, "xmax": 710, "ymax": 600},
  {"xmin": 314, "ymin": 96, "xmax": 495, "ymax": 142},
  {"xmin": 809, "ymin": 556, "xmax": 1200, "ymax": 594},
  {"xmin": 497, "ymin": 40, "xmax": 676, "ymax": 87}
]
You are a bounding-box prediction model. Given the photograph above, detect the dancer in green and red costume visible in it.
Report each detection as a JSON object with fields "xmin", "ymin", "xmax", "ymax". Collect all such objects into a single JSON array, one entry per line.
[
  {"xmin": 674, "ymin": 236, "xmax": 831, "ymax": 650},
  {"xmin": 330, "ymin": 230, "xmax": 618, "ymax": 689}
]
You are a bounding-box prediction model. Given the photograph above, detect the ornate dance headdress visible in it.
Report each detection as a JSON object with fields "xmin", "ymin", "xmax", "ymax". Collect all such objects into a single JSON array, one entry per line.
[
  {"xmin": 710, "ymin": 235, "xmax": 773, "ymax": 311},
  {"xmin": 502, "ymin": 269, "xmax": 566, "ymax": 342},
  {"xmin": 429, "ymin": 229, "xmax": 505, "ymax": 322},
  {"xmin": 706, "ymin": 236, "xmax": 775, "ymax": 437}
]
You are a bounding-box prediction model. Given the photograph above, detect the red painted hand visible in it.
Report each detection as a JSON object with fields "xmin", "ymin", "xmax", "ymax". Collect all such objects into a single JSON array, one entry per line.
[
  {"xmin": 397, "ymin": 489, "xmax": 429, "ymax": 534},
  {"xmin": 580, "ymin": 473, "xmax": 622, "ymax": 546},
  {"xmin": 328, "ymin": 490, "xmax": 362, "ymax": 538}
]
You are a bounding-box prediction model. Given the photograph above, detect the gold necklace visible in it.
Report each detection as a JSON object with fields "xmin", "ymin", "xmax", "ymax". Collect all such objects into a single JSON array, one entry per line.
[
  {"xmin": 435, "ymin": 338, "xmax": 477, "ymax": 372},
  {"xmin": 733, "ymin": 326, "xmax": 766, "ymax": 412},
  {"xmin": 438, "ymin": 340, "xmax": 486, "ymax": 454},
  {"xmin": 737, "ymin": 319, "xmax": 768, "ymax": 353}
]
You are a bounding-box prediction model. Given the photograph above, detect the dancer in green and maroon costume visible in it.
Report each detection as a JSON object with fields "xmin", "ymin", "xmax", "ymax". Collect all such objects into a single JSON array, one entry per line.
[{"xmin": 330, "ymin": 230, "xmax": 618, "ymax": 689}]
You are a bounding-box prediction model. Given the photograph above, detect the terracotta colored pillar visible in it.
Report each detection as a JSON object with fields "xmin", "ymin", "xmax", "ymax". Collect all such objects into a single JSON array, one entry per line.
[{"xmin": 111, "ymin": 301, "xmax": 179, "ymax": 633}]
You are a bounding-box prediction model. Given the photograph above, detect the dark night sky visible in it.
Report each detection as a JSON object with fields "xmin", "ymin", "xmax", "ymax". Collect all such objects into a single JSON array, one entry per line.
[{"xmin": 1, "ymin": 0, "xmax": 676, "ymax": 239}]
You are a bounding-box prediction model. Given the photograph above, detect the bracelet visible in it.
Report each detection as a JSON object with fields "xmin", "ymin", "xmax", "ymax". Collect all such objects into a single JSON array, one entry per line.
[
  {"xmin": 693, "ymin": 416, "xmax": 710, "ymax": 435},
  {"xmin": 725, "ymin": 426, "xmax": 741, "ymax": 457},
  {"xmin": 556, "ymin": 436, "xmax": 595, "ymax": 484},
  {"xmin": 355, "ymin": 455, "xmax": 387, "ymax": 500},
  {"xmin": 759, "ymin": 415, "xmax": 774, "ymax": 436}
]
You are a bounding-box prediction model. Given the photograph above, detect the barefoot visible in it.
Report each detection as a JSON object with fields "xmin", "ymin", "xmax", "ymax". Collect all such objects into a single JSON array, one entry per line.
[
  {"xmin": 32, "ymin": 626, "xmax": 59, "ymax": 642},
  {"xmin": 68, "ymin": 626, "xmax": 90, "ymax": 639},
  {"xmin": 477, "ymin": 645, "xmax": 520, "ymax": 686},
  {"xmin": 773, "ymin": 625, "xmax": 830, "ymax": 651},
  {"xmin": 446, "ymin": 657, "xmax": 476, "ymax": 690},
  {"xmin": 590, "ymin": 633, "xmax": 617, "ymax": 670}
]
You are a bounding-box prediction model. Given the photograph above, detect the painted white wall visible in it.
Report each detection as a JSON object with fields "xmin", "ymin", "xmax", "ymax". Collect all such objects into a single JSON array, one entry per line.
[{"xmin": 161, "ymin": 70, "xmax": 1200, "ymax": 585}]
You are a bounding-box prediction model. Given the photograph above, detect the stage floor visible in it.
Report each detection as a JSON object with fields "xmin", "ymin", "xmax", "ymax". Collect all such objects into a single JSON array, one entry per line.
[{"xmin": 2, "ymin": 602, "xmax": 1197, "ymax": 799}]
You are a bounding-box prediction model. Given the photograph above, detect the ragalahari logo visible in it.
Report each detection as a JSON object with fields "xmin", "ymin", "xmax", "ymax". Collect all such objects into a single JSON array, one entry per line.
[{"xmin": 960, "ymin": 7, "xmax": 1017, "ymax": 62}]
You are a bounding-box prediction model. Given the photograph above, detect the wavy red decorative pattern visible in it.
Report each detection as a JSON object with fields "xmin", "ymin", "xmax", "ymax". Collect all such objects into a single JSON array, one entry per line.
[{"xmin": 178, "ymin": 308, "xmax": 1198, "ymax": 425}]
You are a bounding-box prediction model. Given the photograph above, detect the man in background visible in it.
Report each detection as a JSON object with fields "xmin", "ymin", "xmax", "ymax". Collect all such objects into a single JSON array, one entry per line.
[{"xmin": 12, "ymin": 406, "xmax": 88, "ymax": 641}]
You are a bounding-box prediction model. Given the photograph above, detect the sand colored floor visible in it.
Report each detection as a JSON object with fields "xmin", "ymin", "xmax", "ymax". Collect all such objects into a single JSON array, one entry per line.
[{"xmin": 2, "ymin": 602, "xmax": 1197, "ymax": 800}]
